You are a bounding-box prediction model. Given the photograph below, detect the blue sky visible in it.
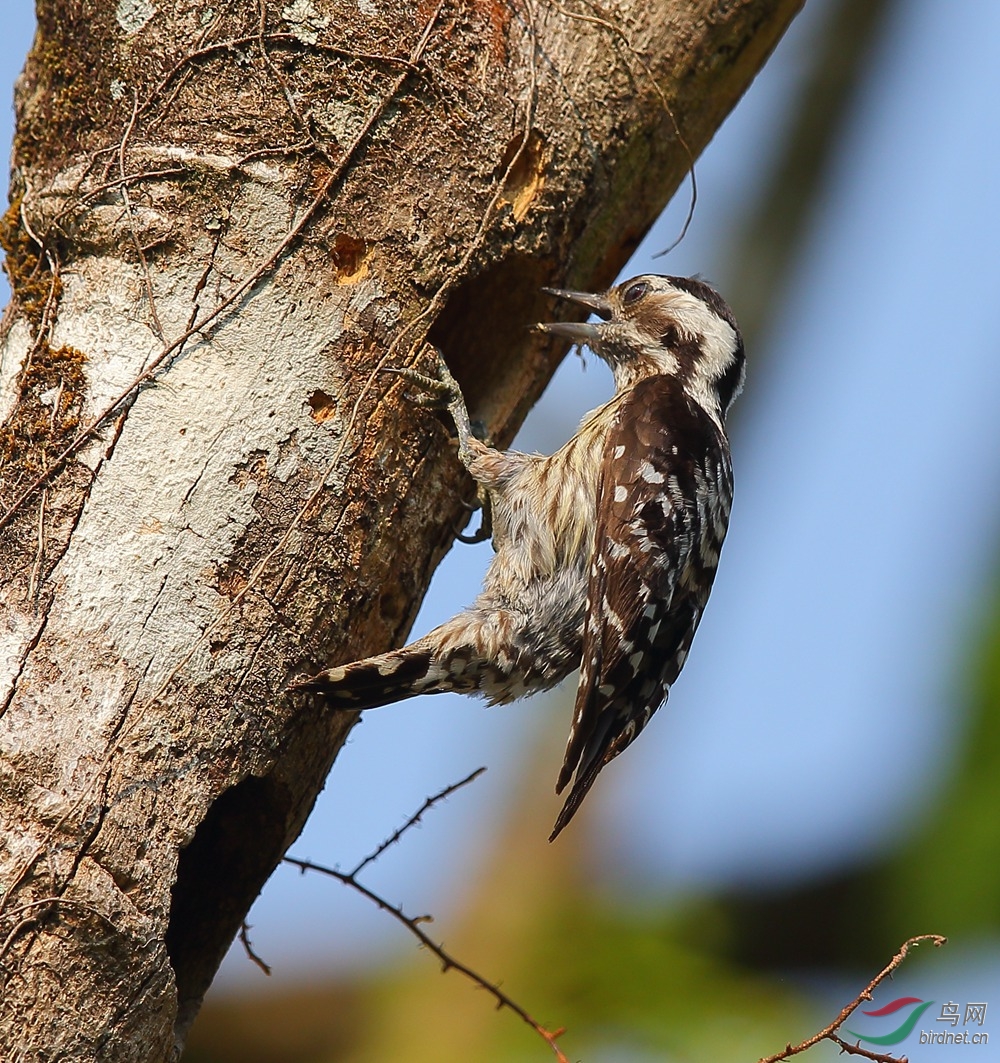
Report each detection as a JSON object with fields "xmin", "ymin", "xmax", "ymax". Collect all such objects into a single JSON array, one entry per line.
[{"xmin": 3, "ymin": 3, "xmax": 1000, "ymax": 1042}]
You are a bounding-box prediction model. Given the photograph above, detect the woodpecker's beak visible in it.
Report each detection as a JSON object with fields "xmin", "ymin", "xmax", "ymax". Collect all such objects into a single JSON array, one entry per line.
[
  {"xmin": 541, "ymin": 287, "xmax": 613, "ymax": 319},
  {"xmin": 536, "ymin": 287, "xmax": 612, "ymax": 344},
  {"xmin": 536, "ymin": 319, "xmax": 602, "ymax": 343}
]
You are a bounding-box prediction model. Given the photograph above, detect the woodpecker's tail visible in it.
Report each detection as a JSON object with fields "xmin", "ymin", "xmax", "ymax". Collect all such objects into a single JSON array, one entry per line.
[
  {"xmin": 296, "ymin": 641, "xmax": 445, "ymax": 710},
  {"xmin": 549, "ymin": 758, "xmax": 603, "ymax": 842},
  {"xmin": 550, "ymin": 699, "xmax": 634, "ymax": 841}
]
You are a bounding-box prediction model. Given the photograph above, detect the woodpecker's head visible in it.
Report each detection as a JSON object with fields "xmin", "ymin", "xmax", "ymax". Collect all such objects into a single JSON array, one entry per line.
[{"xmin": 539, "ymin": 274, "xmax": 745, "ymax": 418}]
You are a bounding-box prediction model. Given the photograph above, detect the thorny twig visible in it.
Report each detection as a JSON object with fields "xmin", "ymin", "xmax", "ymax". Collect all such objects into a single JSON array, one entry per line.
[
  {"xmin": 823, "ymin": 1038, "xmax": 918, "ymax": 1063},
  {"xmin": 239, "ymin": 921, "xmax": 272, "ymax": 976},
  {"xmin": 758, "ymin": 935, "xmax": 948, "ymax": 1063},
  {"xmin": 349, "ymin": 766, "xmax": 486, "ymax": 878},
  {"xmin": 282, "ymin": 767, "xmax": 571, "ymax": 1063}
]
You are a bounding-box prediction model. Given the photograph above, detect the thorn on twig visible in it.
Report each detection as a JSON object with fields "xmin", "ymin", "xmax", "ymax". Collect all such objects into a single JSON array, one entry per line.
[
  {"xmin": 349, "ymin": 765, "xmax": 486, "ymax": 877},
  {"xmin": 239, "ymin": 921, "xmax": 272, "ymax": 976}
]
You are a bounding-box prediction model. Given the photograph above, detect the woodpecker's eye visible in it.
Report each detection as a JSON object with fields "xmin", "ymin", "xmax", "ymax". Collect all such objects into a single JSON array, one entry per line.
[{"xmin": 622, "ymin": 280, "xmax": 649, "ymax": 306}]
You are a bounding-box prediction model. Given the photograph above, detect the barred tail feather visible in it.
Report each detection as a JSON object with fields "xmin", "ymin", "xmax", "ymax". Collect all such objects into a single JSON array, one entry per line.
[{"xmin": 300, "ymin": 642, "xmax": 444, "ymax": 710}]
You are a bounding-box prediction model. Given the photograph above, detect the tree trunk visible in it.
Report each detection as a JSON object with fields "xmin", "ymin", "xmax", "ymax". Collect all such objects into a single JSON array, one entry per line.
[{"xmin": 0, "ymin": 0, "xmax": 801, "ymax": 1058}]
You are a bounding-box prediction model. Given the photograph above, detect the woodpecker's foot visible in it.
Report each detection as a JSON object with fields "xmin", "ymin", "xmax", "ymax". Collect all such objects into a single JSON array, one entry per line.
[
  {"xmin": 388, "ymin": 367, "xmax": 458, "ymax": 410},
  {"xmin": 384, "ymin": 348, "xmax": 463, "ymax": 411},
  {"xmin": 455, "ymin": 492, "xmax": 493, "ymax": 544},
  {"xmin": 385, "ymin": 347, "xmax": 482, "ymax": 470}
]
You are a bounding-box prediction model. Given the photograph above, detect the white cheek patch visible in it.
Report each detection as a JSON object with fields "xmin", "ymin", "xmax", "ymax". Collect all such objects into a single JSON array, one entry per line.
[
  {"xmin": 699, "ymin": 317, "xmax": 740, "ymax": 378},
  {"xmin": 654, "ymin": 291, "xmax": 740, "ymax": 416},
  {"xmin": 664, "ymin": 293, "xmax": 736, "ymax": 357}
]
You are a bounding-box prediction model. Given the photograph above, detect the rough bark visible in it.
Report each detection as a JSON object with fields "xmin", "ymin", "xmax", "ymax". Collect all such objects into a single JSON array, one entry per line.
[{"xmin": 0, "ymin": 0, "xmax": 802, "ymax": 1058}]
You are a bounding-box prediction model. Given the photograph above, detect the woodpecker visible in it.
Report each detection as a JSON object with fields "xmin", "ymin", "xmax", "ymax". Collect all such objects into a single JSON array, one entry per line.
[{"xmin": 303, "ymin": 274, "xmax": 745, "ymax": 839}]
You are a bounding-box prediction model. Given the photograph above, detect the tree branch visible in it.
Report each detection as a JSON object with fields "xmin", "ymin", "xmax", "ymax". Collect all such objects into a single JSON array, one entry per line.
[
  {"xmin": 283, "ymin": 766, "xmax": 571, "ymax": 1062},
  {"xmin": 758, "ymin": 935, "xmax": 948, "ymax": 1063}
]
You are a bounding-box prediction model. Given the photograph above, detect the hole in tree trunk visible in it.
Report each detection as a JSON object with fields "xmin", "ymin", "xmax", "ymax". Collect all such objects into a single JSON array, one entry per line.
[{"xmin": 167, "ymin": 775, "xmax": 291, "ymax": 1041}]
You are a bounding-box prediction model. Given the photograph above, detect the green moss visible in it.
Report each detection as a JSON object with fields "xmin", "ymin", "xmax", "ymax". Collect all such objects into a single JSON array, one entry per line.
[
  {"xmin": 0, "ymin": 195, "xmax": 62, "ymax": 330},
  {"xmin": 0, "ymin": 195, "xmax": 87, "ymax": 483},
  {"xmin": 14, "ymin": 5, "xmax": 126, "ymax": 174}
]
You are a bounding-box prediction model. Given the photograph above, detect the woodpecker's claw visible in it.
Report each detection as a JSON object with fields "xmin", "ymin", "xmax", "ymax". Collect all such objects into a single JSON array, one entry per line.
[
  {"xmin": 384, "ymin": 347, "xmax": 482, "ymax": 474},
  {"xmin": 455, "ymin": 492, "xmax": 493, "ymax": 544},
  {"xmin": 382, "ymin": 365, "xmax": 460, "ymax": 410},
  {"xmin": 456, "ymin": 527, "xmax": 490, "ymax": 545}
]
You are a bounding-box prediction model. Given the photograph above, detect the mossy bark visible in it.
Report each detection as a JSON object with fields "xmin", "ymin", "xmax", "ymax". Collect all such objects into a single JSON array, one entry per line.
[{"xmin": 0, "ymin": 0, "xmax": 801, "ymax": 1058}]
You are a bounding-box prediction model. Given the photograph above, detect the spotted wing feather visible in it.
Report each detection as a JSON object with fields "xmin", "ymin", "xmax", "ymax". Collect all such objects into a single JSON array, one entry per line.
[{"xmin": 551, "ymin": 375, "xmax": 733, "ymax": 840}]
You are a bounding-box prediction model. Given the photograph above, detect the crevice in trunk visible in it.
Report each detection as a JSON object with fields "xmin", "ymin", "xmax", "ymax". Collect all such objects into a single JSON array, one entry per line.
[
  {"xmin": 166, "ymin": 774, "xmax": 291, "ymax": 1042},
  {"xmin": 426, "ymin": 252, "xmax": 563, "ymax": 446}
]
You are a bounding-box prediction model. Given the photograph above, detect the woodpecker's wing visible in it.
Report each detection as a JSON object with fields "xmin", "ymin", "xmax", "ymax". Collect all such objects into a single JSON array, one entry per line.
[{"xmin": 551, "ymin": 375, "xmax": 732, "ymax": 840}]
